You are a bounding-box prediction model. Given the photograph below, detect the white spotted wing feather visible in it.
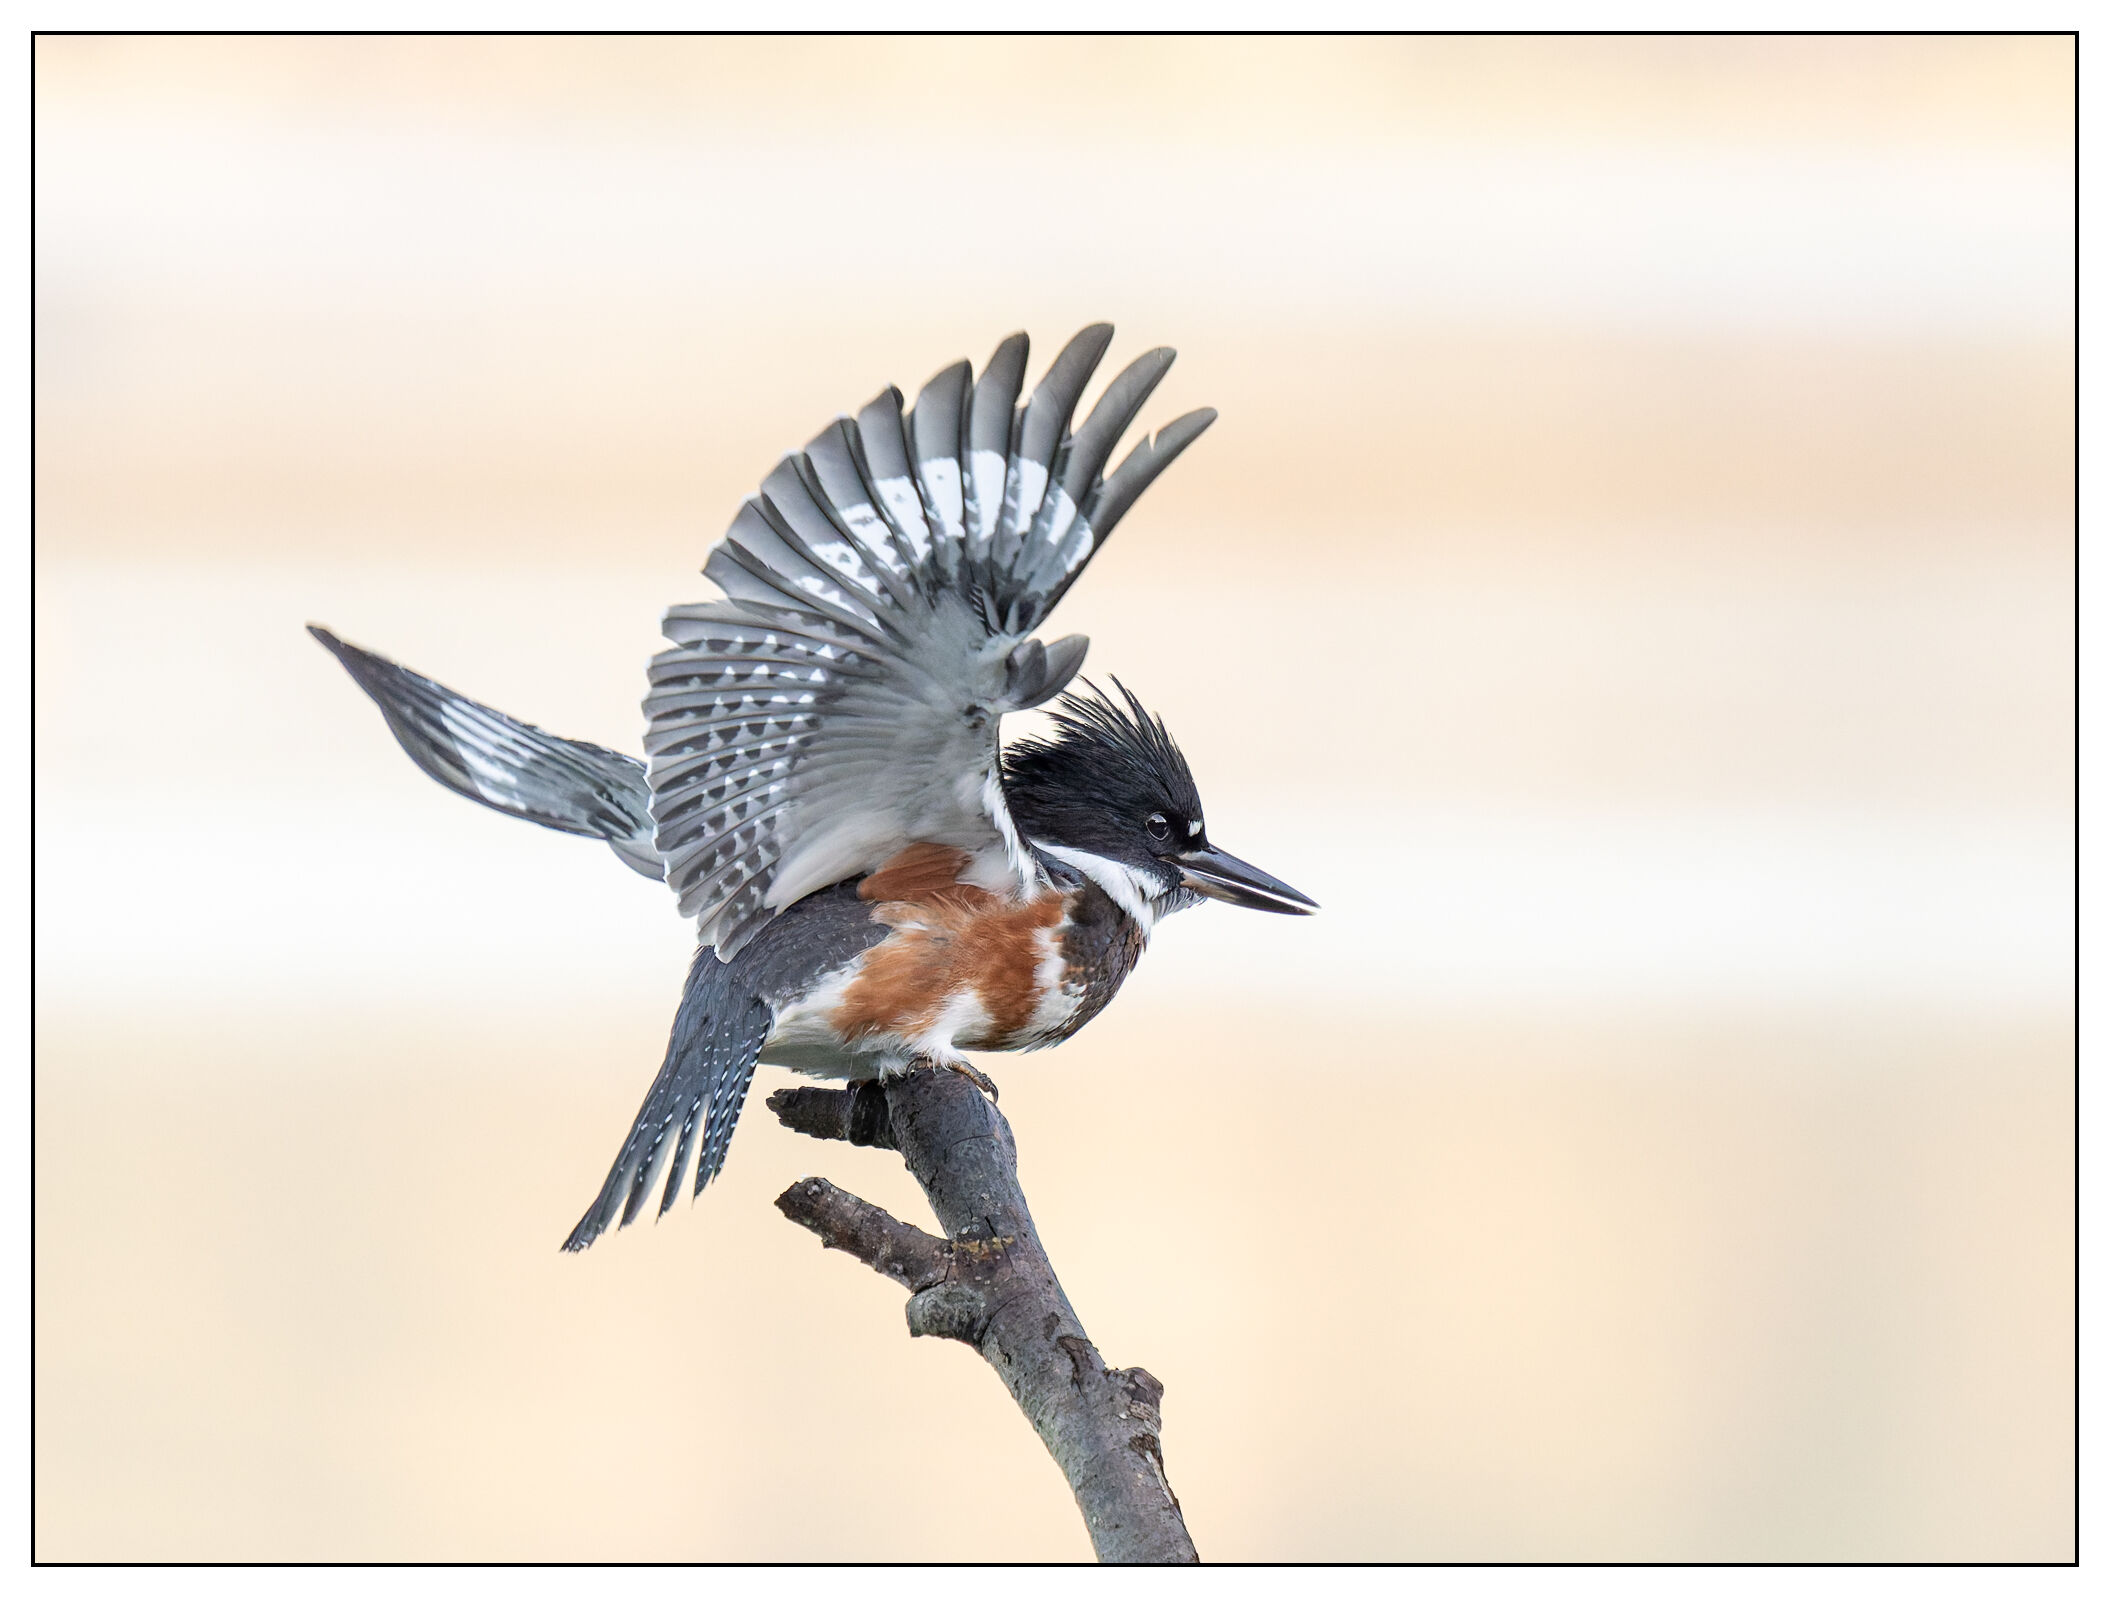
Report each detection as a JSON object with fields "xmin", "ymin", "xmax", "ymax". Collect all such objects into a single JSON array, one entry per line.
[{"xmin": 646, "ymin": 326, "xmax": 1216, "ymax": 957}]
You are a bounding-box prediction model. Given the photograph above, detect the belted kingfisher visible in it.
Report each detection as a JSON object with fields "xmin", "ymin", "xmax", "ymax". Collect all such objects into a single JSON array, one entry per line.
[{"xmin": 312, "ymin": 325, "xmax": 1316, "ymax": 1252}]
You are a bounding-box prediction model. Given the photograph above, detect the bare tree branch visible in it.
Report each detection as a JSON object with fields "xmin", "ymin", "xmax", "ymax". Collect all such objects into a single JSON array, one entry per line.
[
  {"xmin": 767, "ymin": 1071, "xmax": 1197, "ymax": 1564},
  {"xmin": 774, "ymin": 1177, "xmax": 948, "ymax": 1292}
]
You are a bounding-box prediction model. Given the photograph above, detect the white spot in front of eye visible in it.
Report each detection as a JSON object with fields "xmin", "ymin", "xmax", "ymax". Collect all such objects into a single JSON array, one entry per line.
[{"xmin": 1188, "ymin": 819, "xmax": 1202, "ymax": 836}]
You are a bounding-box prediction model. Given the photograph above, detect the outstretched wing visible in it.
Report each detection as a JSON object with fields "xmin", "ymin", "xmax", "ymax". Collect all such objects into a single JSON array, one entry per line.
[
  {"xmin": 310, "ymin": 625, "xmax": 662, "ymax": 879},
  {"xmin": 648, "ymin": 325, "xmax": 1215, "ymax": 957}
]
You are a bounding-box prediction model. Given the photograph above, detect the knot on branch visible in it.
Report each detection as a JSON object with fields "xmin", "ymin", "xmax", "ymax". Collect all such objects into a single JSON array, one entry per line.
[
  {"xmin": 903, "ymin": 1228, "xmax": 1023, "ymax": 1344},
  {"xmin": 1112, "ymin": 1366, "xmax": 1166, "ymax": 1427},
  {"xmin": 906, "ymin": 1280, "xmax": 989, "ymax": 1343}
]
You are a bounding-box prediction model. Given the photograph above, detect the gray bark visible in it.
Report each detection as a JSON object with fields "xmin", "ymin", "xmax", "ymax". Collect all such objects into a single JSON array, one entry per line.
[{"xmin": 767, "ymin": 1072, "xmax": 1198, "ymax": 1564}]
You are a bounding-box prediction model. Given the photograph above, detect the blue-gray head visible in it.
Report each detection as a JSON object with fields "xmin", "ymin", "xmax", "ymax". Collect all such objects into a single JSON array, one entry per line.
[{"xmin": 1002, "ymin": 681, "xmax": 1317, "ymax": 924}]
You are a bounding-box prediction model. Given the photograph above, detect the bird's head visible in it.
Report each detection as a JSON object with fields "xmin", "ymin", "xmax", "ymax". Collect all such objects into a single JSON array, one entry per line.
[{"xmin": 1001, "ymin": 680, "xmax": 1317, "ymax": 928}]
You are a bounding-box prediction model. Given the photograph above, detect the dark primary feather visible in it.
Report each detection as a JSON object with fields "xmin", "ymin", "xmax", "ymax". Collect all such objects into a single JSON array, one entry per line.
[
  {"xmin": 308, "ymin": 625, "xmax": 661, "ymax": 879},
  {"xmin": 969, "ymin": 331, "xmax": 1030, "ymax": 560},
  {"xmin": 995, "ymin": 323, "xmax": 1113, "ymax": 583}
]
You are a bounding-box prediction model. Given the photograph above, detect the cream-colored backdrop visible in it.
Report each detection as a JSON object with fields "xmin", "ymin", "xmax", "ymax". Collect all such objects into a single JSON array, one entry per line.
[{"xmin": 34, "ymin": 37, "xmax": 2073, "ymax": 1561}]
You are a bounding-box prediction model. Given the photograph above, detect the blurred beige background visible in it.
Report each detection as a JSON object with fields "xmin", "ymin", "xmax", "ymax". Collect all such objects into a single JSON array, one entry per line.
[{"xmin": 33, "ymin": 37, "xmax": 2073, "ymax": 1561}]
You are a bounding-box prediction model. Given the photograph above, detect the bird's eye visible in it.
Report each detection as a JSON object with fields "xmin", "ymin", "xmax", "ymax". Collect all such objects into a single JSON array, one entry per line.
[{"xmin": 1146, "ymin": 812, "xmax": 1170, "ymax": 841}]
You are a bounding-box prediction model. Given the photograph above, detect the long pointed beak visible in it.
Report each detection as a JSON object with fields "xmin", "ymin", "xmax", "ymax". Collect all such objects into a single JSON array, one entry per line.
[{"xmin": 1176, "ymin": 844, "xmax": 1319, "ymax": 915}]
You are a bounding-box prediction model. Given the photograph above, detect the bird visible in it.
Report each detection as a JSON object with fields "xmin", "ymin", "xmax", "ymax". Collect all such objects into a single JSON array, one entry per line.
[{"xmin": 310, "ymin": 324, "xmax": 1316, "ymax": 1252}]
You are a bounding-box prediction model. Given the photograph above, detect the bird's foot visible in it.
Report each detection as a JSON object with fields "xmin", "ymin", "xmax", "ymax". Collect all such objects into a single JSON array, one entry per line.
[{"xmin": 937, "ymin": 1057, "xmax": 1001, "ymax": 1103}]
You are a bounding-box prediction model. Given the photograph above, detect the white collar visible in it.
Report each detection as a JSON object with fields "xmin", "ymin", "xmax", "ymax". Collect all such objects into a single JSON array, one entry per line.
[{"xmin": 1032, "ymin": 842, "xmax": 1164, "ymax": 933}]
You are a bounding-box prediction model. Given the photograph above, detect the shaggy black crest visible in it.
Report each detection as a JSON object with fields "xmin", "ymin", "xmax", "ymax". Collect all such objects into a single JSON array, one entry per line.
[{"xmin": 1002, "ymin": 679, "xmax": 1204, "ymax": 852}]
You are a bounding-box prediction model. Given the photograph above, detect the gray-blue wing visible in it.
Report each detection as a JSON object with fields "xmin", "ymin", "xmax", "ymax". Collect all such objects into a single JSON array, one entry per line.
[
  {"xmin": 309, "ymin": 625, "xmax": 661, "ymax": 880},
  {"xmin": 648, "ymin": 325, "xmax": 1216, "ymax": 957}
]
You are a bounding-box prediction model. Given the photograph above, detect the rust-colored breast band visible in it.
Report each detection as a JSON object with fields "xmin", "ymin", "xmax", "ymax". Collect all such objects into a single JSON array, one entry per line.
[
  {"xmin": 837, "ymin": 862, "xmax": 1069, "ymax": 1047},
  {"xmin": 859, "ymin": 842, "xmax": 977, "ymax": 905}
]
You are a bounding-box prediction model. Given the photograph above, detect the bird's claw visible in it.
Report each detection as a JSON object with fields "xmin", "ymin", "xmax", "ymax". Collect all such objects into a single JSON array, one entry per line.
[{"xmin": 939, "ymin": 1058, "xmax": 1000, "ymax": 1103}]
